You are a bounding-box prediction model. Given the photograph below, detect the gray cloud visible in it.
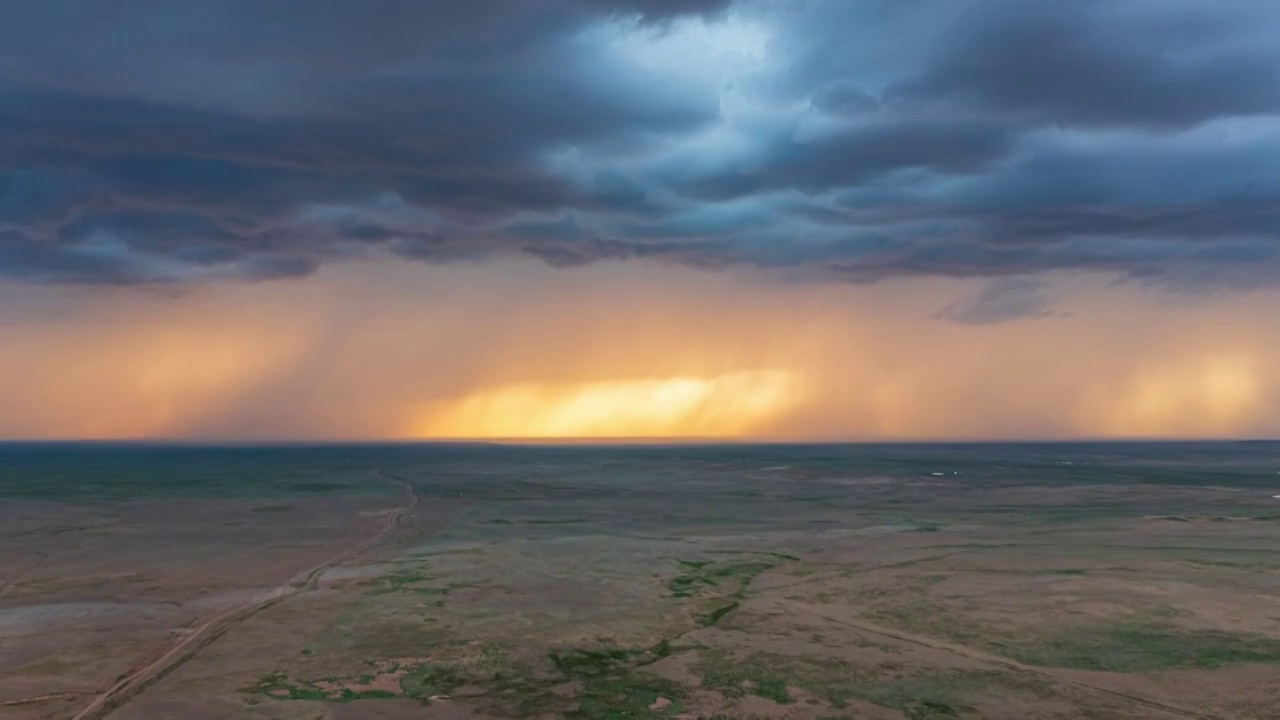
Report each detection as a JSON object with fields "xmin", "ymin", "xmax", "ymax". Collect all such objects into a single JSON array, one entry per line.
[
  {"xmin": 891, "ymin": 0, "xmax": 1280, "ymax": 129},
  {"xmin": 933, "ymin": 278, "xmax": 1060, "ymax": 325},
  {"xmin": 1, "ymin": 0, "xmax": 1279, "ymax": 288},
  {"xmin": 696, "ymin": 117, "xmax": 1017, "ymax": 197}
]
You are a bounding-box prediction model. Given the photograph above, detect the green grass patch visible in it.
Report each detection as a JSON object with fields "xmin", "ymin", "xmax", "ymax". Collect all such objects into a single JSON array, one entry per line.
[
  {"xmin": 247, "ymin": 672, "xmax": 400, "ymax": 703},
  {"xmin": 1007, "ymin": 625, "xmax": 1280, "ymax": 671},
  {"xmin": 906, "ymin": 699, "xmax": 962, "ymax": 719},
  {"xmin": 248, "ymin": 658, "xmax": 475, "ymax": 706},
  {"xmin": 696, "ymin": 651, "xmax": 1016, "ymax": 717},
  {"xmin": 366, "ymin": 568, "xmax": 446, "ymax": 595},
  {"xmin": 548, "ymin": 643, "xmax": 687, "ymax": 719},
  {"xmin": 569, "ymin": 674, "xmax": 686, "ymax": 719},
  {"xmin": 761, "ymin": 552, "xmax": 802, "ymax": 562},
  {"xmin": 488, "ymin": 671, "xmax": 560, "ymax": 716},
  {"xmin": 697, "ymin": 601, "xmax": 740, "ymax": 627},
  {"xmin": 551, "ymin": 648, "xmax": 644, "ymax": 677},
  {"xmin": 838, "ymin": 677, "xmax": 977, "ymax": 718},
  {"xmin": 696, "ymin": 653, "xmax": 793, "ymax": 704},
  {"xmin": 668, "ymin": 574, "xmax": 710, "ymax": 598},
  {"xmin": 399, "ymin": 663, "xmax": 468, "ymax": 699},
  {"xmin": 667, "ymin": 559, "xmax": 778, "ymax": 599},
  {"xmin": 866, "ymin": 600, "xmax": 1280, "ymax": 672},
  {"xmin": 865, "ymin": 603, "xmax": 992, "ymax": 648},
  {"xmin": 696, "ymin": 597, "xmax": 747, "ymax": 625}
]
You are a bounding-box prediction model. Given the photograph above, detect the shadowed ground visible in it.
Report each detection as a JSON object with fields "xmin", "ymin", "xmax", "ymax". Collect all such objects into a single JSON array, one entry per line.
[{"xmin": 3, "ymin": 442, "xmax": 1280, "ymax": 719}]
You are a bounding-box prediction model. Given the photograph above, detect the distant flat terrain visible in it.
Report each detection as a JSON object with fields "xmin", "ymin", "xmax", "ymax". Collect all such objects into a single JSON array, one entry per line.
[{"xmin": 3, "ymin": 442, "xmax": 1280, "ymax": 720}]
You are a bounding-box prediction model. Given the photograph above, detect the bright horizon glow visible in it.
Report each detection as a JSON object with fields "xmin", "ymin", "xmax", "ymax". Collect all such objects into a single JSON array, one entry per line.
[
  {"xmin": 407, "ymin": 370, "xmax": 801, "ymax": 439},
  {"xmin": 2, "ymin": 259, "xmax": 1279, "ymax": 443}
]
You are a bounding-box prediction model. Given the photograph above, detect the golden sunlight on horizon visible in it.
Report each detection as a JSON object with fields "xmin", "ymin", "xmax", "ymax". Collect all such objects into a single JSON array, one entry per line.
[
  {"xmin": 1081, "ymin": 355, "xmax": 1264, "ymax": 438},
  {"xmin": 3, "ymin": 258, "xmax": 1280, "ymax": 441},
  {"xmin": 0, "ymin": 297, "xmax": 312, "ymax": 439},
  {"xmin": 407, "ymin": 370, "xmax": 802, "ymax": 439}
]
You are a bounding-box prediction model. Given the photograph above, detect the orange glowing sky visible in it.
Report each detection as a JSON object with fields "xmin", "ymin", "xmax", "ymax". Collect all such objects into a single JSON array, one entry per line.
[{"xmin": 3, "ymin": 258, "xmax": 1278, "ymax": 441}]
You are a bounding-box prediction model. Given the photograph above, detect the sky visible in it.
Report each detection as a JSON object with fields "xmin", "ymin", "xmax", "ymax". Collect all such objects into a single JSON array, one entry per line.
[{"xmin": 3, "ymin": 0, "xmax": 1280, "ymax": 441}]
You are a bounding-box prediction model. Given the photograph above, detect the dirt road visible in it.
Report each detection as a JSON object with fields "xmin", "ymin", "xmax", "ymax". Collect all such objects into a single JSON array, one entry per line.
[{"xmin": 69, "ymin": 473, "xmax": 419, "ymax": 720}]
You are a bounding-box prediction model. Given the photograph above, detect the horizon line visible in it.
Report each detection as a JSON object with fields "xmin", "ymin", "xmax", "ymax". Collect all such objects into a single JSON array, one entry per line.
[{"xmin": 2, "ymin": 436, "xmax": 1279, "ymax": 448}]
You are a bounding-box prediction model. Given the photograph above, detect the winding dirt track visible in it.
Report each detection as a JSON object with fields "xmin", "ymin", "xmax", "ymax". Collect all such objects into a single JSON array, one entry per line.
[{"xmin": 69, "ymin": 473, "xmax": 418, "ymax": 720}]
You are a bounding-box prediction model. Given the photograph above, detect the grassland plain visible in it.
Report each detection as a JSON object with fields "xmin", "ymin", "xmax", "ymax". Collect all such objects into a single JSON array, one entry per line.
[{"xmin": 3, "ymin": 442, "xmax": 1280, "ymax": 719}]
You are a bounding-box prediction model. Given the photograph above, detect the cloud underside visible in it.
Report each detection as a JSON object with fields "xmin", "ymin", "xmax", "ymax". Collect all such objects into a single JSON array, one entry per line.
[{"xmin": 2, "ymin": 0, "xmax": 1280, "ymax": 290}]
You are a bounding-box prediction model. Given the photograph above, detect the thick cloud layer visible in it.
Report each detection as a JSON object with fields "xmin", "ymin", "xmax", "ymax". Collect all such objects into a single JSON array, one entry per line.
[{"xmin": 2, "ymin": 0, "xmax": 1279, "ymax": 291}]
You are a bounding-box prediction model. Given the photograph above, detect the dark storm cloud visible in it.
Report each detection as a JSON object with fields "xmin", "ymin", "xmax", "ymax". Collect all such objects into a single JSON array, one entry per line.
[
  {"xmin": 675, "ymin": 117, "xmax": 1016, "ymax": 202},
  {"xmin": 891, "ymin": 0, "xmax": 1280, "ymax": 129},
  {"xmin": 1, "ymin": 0, "xmax": 1279, "ymax": 288}
]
